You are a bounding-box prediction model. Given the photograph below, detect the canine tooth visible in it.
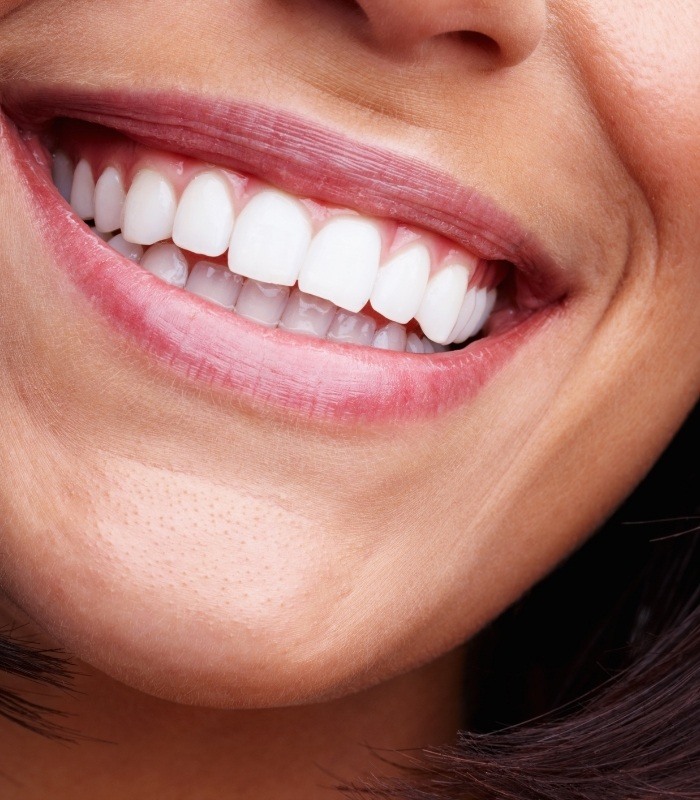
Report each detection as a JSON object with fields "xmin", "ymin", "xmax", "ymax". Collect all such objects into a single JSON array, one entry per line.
[
  {"xmin": 173, "ymin": 171, "xmax": 235, "ymax": 257},
  {"xmin": 140, "ymin": 242, "xmax": 188, "ymax": 287},
  {"xmin": 185, "ymin": 261, "xmax": 243, "ymax": 309},
  {"xmin": 70, "ymin": 159, "xmax": 95, "ymax": 220},
  {"xmin": 448, "ymin": 286, "xmax": 478, "ymax": 344},
  {"xmin": 370, "ymin": 244, "xmax": 430, "ymax": 324},
  {"xmin": 326, "ymin": 310, "xmax": 376, "ymax": 346},
  {"xmin": 298, "ymin": 217, "xmax": 382, "ymax": 313},
  {"xmin": 278, "ymin": 289, "xmax": 336, "ymax": 338},
  {"xmin": 122, "ymin": 169, "xmax": 177, "ymax": 246},
  {"xmin": 108, "ymin": 234, "xmax": 144, "ymax": 262},
  {"xmin": 453, "ymin": 287, "xmax": 488, "ymax": 343},
  {"xmin": 405, "ymin": 332, "xmax": 425, "ymax": 354},
  {"xmin": 235, "ymin": 280, "xmax": 290, "ymax": 327},
  {"xmin": 229, "ymin": 191, "xmax": 312, "ymax": 286},
  {"xmin": 94, "ymin": 167, "xmax": 126, "ymax": 233},
  {"xmin": 415, "ymin": 264, "xmax": 469, "ymax": 345},
  {"xmin": 372, "ymin": 322, "xmax": 408, "ymax": 352},
  {"xmin": 52, "ymin": 151, "xmax": 74, "ymax": 202}
]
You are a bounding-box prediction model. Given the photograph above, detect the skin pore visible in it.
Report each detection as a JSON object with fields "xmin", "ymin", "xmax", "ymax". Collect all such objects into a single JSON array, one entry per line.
[{"xmin": 0, "ymin": 0, "xmax": 698, "ymax": 797}]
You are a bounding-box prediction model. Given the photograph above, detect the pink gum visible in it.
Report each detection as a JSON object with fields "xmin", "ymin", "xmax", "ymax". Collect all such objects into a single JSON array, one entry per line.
[{"xmin": 54, "ymin": 120, "xmax": 498, "ymax": 288}]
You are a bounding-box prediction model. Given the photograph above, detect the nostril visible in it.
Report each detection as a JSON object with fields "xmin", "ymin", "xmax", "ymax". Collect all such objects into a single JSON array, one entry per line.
[
  {"xmin": 457, "ymin": 30, "xmax": 500, "ymax": 58},
  {"xmin": 452, "ymin": 29, "xmax": 502, "ymax": 69},
  {"xmin": 327, "ymin": 0, "xmax": 367, "ymax": 21},
  {"xmin": 340, "ymin": 0, "xmax": 547, "ymax": 68}
]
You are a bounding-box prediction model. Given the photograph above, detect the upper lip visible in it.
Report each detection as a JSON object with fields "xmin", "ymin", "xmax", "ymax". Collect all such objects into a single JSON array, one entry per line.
[{"xmin": 2, "ymin": 86, "xmax": 567, "ymax": 306}]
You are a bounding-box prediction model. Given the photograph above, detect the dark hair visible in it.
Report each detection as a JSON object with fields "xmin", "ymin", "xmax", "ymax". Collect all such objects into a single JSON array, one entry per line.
[
  {"xmin": 0, "ymin": 626, "xmax": 76, "ymax": 740},
  {"xmin": 1, "ymin": 406, "xmax": 698, "ymax": 797},
  {"xmin": 343, "ymin": 402, "xmax": 699, "ymax": 799}
]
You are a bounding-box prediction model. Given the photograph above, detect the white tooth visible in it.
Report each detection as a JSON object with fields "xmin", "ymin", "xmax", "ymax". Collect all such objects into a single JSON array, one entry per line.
[
  {"xmin": 474, "ymin": 288, "xmax": 497, "ymax": 333},
  {"xmin": 94, "ymin": 166, "xmax": 126, "ymax": 233},
  {"xmin": 405, "ymin": 332, "xmax": 425, "ymax": 354},
  {"xmin": 140, "ymin": 242, "xmax": 188, "ymax": 287},
  {"xmin": 298, "ymin": 217, "xmax": 382, "ymax": 313},
  {"xmin": 372, "ymin": 322, "xmax": 407, "ymax": 352},
  {"xmin": 447, "ymin": 286, "xmax": 478, "ymax": 344},
  {"xmin": 122, "ymin": 169, "xmax": 177, "ymax": 246},
  {"xmin": 326, "ymin": 310, "xmax": 376, "ymax": 346},
  {"xmin": 185, "ymin": 261, "xmax": 244, "ymax": 309},
  {"xmin": 453, "ymin": 287, "xmax": 488, "ymax": 343},
  {"xmin": 235, "ymin": 280, "xmax": 290, "ymax": 327},
  {"xmin": 370, "ymin": 244, "xmax": 430, "ymax": 325},
  {"xmin": 456, "ymin": 285, "xmax": 497, "ymax": 342},
  {"xmin": 415, "ymin": 264, "xmax": 469, "ymax": 345},
  {"xmin": 70, "ymin": 159, "xmax": 95, "ymax": 220},
  {"xmin": 432, "ymin": 342, "xmax": 448, "ymax": 352},
  {"xmin": 52, "ymin": 151, "xmax": 74, "ymax": 202},
  {"xmin": 278, "ymin": 289, "xmax": 336, "ymax": 338},
  {"xmin": 108, "ymin": 234, "xmax": 144, "ymax": 262},
  {"xmin": 173, "ymin": 171, "xmax": 235, "ymax": 257},
  {"xmin": 229, "ymin": 190, "xmax": 312, "ymax": 286},
  {"xmin": 421, "ymin": 337, "xmax": 436, "ymax": 354}
]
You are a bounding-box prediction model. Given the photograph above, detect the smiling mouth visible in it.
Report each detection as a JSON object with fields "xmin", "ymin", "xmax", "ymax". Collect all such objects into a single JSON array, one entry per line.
[
  {"xmin": 2, "ymin": 89, "xmax": 566, "ymax": 423},
  {"xmin": 51, "ymin": 118, "xmax": 503, "ymax": 354}
]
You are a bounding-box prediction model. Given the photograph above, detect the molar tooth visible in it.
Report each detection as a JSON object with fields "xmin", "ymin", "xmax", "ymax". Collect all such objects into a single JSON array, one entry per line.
[
  {"xmin": 278, "ymin": 289, "xmax": 336, "ymax": 338},
  {"xmin": 173, "ymin": 171, "xmax": 235, "ymax": 257},
  {"xmin": 370, "ymin": 244, "xmax": 430, "ymax": 324},
  {"xmin": 52, "ymin": 151, "xmax": 74, "ymax": 202},
  {"xmin": 415, "ymin": 264, "xmax": 469, "ymax": 345},
  {"xmin": 474, "ymin": 288, "xmax": 498, "ymax": 333},
  {"xmin": 326, "ymin": 310, "xmax": 376, "ymax": 346},
  {"xmin": 122, "ymin": 169, "xmax": 177, "ymax": 246},
  {"xmin": 185, "ymin": 261, "xmax": 244, "ymax": 309},
  {"xmin": 140, "ymin": 242, "xmax": 188, "ymax": 287},
  {"xmin": 70, "ymin": 159, "xmax": 95, "ymax": 220},
  {"xmin": 298, "ymin": 217, "xmax": 382, "ymax": 313},
  {"xmin": 447, "ymin": 286, "xmax": 478, "ymax": 344},
  {"xmin": 405, "ymin": 332, "xmax": 425, "ymax": 354},
  {"xmin": 372, "ymin": 322, "xmax": 408, "ymax": 352},
  {"xmin": 229, "ymin": 190, "xmax": 312, "ymax": 286},
  {"xmin": 108, "ymin": 234, "xmax": 144, "ymax": 262},
  {"xmin": 453, "ymin": 287, "xmax": 488, "ymax": 343},
  {"xmin": 235, "ymin": 280, "xmax": 290, "ymax": 328},
  {"xmin": 94, "ymin": 166, "xmax": 126, "ymax": 233}
]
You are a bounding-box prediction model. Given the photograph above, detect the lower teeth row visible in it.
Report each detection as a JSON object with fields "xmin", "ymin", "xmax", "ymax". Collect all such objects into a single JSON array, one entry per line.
[{"xmin": 95, "ymin": 229, "xmax": 450, "ymax": 354}]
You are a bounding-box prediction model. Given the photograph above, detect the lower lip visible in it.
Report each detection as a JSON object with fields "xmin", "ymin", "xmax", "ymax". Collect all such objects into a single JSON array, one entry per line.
[{"xmin": 3, "ymin": 113, "xmax": 552, "ymax": 424}]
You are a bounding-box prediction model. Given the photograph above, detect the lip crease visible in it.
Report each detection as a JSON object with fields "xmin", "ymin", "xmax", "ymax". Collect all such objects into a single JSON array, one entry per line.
[{"xmin": 0, "ymin": 89, "xmax": 564, "ymax": 423}]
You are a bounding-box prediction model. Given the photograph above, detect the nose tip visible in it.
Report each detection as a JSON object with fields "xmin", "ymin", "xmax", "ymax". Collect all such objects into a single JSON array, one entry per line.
[{"xmin": 353, "ymin": 0, "xmax": 547, "ymax": 67}]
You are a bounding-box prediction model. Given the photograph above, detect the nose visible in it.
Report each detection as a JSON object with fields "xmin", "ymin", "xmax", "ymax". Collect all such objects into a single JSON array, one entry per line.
[{"xmin": 352, "ymin": 0, "xmax": 547, "ymax": 67}]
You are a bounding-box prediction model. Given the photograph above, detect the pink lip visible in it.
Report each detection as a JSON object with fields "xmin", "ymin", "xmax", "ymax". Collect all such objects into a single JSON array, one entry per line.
[{"xmin": 1, "ymin": 90, "xmax": 563, "ymax": 423}]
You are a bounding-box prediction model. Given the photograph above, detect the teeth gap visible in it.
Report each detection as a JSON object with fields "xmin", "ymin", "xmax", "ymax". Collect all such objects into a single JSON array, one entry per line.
[{"xmin": 51, "ymin": 139, "xmax": 509, "ymax": 355}]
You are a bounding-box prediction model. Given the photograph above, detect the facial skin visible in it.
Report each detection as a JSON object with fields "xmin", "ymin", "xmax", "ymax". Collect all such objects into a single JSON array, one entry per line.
[{"xmin": 0, "ymin": 0, "xmax": 698, "ymax": 794}]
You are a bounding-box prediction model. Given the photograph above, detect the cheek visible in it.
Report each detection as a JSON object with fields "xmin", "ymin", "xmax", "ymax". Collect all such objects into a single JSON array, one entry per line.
[{"xmin": 573, "ymin": 1, "xmax": 700, "ymax": 212}]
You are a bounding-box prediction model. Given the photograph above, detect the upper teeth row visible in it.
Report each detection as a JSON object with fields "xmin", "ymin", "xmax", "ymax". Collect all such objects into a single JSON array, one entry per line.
[{"xmin": 54, "ymin": 153, "xmax": 498, "ymax": 345}]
